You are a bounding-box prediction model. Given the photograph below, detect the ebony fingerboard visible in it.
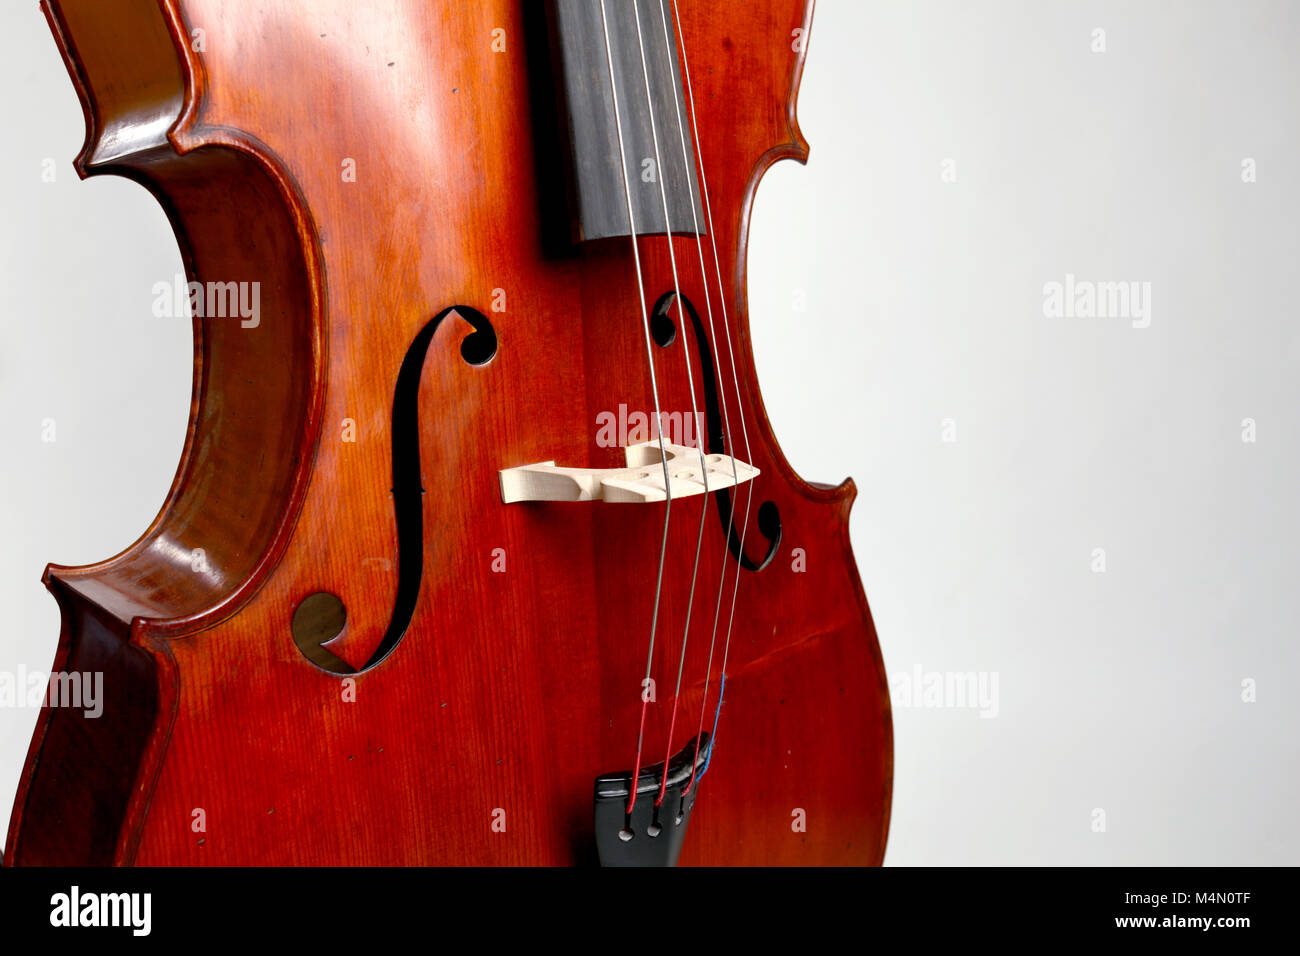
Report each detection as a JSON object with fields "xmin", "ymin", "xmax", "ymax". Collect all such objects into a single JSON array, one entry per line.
[{"xmin": 550, "ymin": 0, "xmax": 707, "ymax": 242}]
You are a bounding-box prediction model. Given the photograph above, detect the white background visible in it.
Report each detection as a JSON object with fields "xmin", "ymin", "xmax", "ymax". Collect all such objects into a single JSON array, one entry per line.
[{"xmin": 2, "ymin": 1, "xmax": 1298, "ymax": 864}]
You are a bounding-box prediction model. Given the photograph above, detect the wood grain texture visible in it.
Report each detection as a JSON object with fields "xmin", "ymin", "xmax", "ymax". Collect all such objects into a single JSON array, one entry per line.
[{"xmin": 6, "ymin": 0, "xmax": 892, "ymax": 866}]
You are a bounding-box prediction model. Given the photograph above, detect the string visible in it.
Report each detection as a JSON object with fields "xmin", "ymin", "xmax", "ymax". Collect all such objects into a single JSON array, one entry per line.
[
  {"xmin": 668, "ymin": 0, "xmax": 759, "ymax": 796},
  {"xmin": 646, "ymin": 0, "xmax": 741, "ymax": 804},
  {"xmin": 596, "ymin": 0, "xmax": 676, "ymax": 819},
  {"xmin": 625, "ymin": 0, "xmax": 715, "ymax": 810}
]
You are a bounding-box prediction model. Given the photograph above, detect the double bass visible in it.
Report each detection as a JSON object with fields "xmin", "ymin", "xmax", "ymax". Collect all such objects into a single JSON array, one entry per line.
[{"xmin": 6, "ymin": 0, "xmax": 891, "ymax": 866}]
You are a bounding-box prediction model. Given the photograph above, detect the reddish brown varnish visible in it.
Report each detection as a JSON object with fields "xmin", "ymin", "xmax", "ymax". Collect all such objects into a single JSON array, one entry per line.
[{"xmin": 6, "ymin": 0, "xmax": 891, "ymax": 865}]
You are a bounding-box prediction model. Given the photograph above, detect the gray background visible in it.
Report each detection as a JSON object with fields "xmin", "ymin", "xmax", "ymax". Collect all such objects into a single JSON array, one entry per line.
[{"xmin": 2, "ymin": 1, "xmax": 1297, "ymax": 864}]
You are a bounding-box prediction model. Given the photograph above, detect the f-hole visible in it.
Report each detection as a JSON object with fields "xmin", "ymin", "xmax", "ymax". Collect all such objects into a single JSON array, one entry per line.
[
  {"xmin": 291, "ymin": 305, "xmax": 498, "ymax": 674},
  {"xmin": 651, "ymin": 290, "xmax": 779, "ymax": 572}
]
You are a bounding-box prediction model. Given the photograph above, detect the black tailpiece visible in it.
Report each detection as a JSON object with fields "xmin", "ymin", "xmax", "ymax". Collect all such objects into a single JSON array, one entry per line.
[{"xmin": 593, "ymin": 733, "xmax": 710, "ymax": 867}]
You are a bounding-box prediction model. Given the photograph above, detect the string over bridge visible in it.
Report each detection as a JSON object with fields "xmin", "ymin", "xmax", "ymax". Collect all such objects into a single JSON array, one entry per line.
[{"xmin": 498, "ymin": 441, "xmax": 758, "ymax": 504}]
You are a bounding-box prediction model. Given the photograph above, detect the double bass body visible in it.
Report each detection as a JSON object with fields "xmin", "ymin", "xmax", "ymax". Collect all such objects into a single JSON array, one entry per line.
[{"xmin": 6, "ymin": 0, "xmax": 891, "ymax": 866}]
